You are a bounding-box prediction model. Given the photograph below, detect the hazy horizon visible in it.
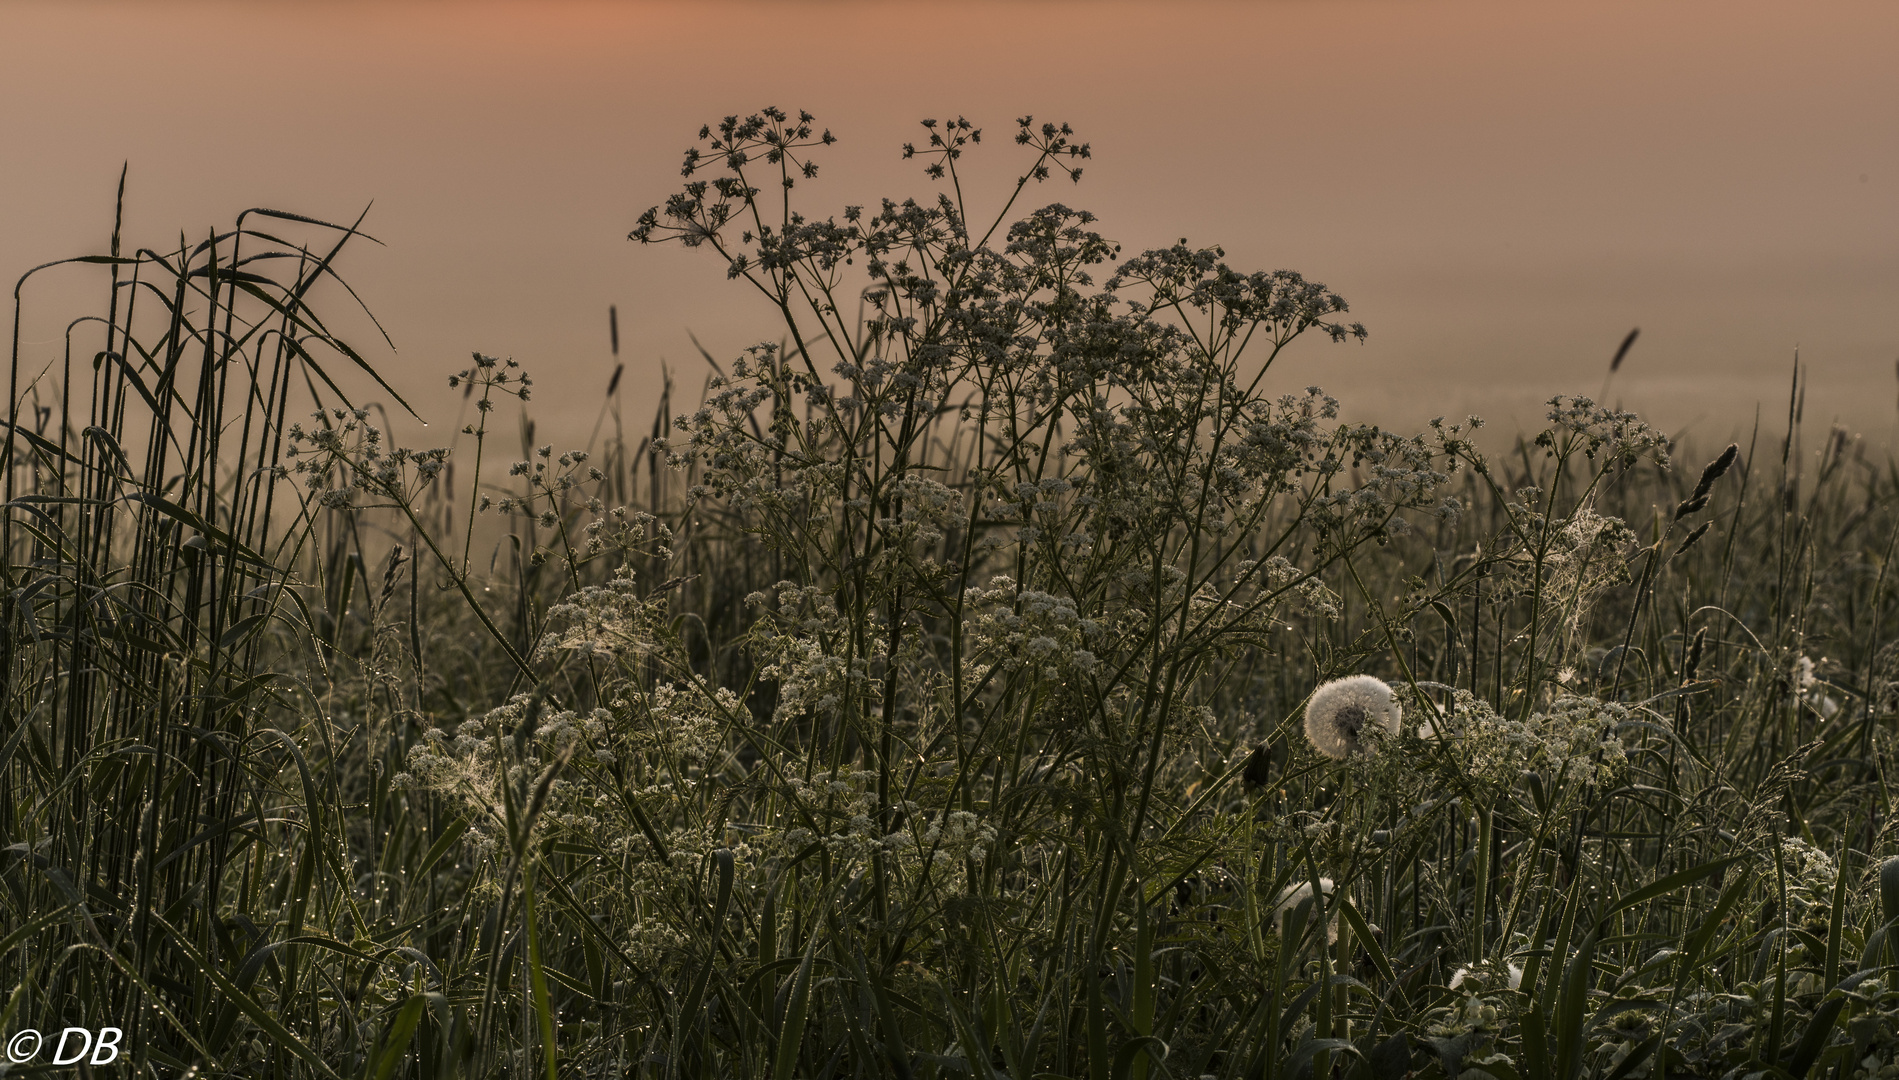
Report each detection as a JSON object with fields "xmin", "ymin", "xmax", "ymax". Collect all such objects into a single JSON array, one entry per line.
[{"xmin": 4, "ymin": 0, "xmax": 1896, "ymax": 456}]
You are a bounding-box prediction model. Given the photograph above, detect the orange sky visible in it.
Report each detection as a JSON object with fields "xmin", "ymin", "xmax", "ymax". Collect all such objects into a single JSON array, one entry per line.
[{"xmin": 4, "ymin": 0, "xmax": 1896, "ymax": 452}]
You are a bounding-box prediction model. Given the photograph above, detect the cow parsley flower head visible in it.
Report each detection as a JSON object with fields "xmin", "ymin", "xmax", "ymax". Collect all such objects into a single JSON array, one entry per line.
[{"xmin": 1304, "ymin": 675, "xmax": 1400, "ymax": 759}]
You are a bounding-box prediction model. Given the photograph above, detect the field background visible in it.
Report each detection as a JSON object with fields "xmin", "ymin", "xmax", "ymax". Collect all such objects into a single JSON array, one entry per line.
[{"xmin": 5, "ymin": 4, "xmax": 1899, "ymax": 1079}]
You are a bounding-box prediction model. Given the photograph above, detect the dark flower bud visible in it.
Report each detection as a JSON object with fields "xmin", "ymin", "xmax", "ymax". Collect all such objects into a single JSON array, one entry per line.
[{"xmin": 1241, "ymin": 743, "xmax": 1276, "ymax": 790}]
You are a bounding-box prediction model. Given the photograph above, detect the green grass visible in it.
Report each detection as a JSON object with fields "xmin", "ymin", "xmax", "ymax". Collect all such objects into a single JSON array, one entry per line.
[{"xmin": 4, "ymin": 113, "xmax": 1899, "ymax": 1080}]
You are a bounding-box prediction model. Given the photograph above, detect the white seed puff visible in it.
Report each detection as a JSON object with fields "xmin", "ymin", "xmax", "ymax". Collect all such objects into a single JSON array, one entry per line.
[
  {"xmin": 1271, "ymin": 878, "xmax": 1338, "ymax": 943},
  {"xmin": 1450, "ymin": 962, "xmax": 1524, "ymax": 991},
  {"xmin": 1304, "ymin": 675, "xmax": 1401, "ymax": 759}
]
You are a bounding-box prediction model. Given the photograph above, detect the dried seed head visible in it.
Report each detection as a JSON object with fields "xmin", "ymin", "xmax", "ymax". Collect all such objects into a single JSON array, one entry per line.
[
  {"xmin": 1672, "ymin": 494, "xmax": 1711, "ymax": 521},
  {"xmin": 1610, "ymin": 327, "xmax": 1640, "ymax": 373},
  {"xmin": 1671, "ymin": 520, "xmax": 1712, "ymax": 559},
  {"xmin": 1684, "ymin": 626, "xmax": 1708, "ymax": 680},
  {"xmin": 1692, "ymin": 443, "xmax": 1740, "ymax": 500}
]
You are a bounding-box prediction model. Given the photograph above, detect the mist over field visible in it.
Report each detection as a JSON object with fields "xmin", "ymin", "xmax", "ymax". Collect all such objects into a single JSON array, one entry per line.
[{"xmin": 3, "ymin": 0, "xmax": 1896, "ymax": 452}]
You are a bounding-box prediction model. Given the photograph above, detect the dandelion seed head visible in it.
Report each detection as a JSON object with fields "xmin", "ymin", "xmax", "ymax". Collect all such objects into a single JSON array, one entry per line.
[
  {"xmin": 1304, "ymin": 675, "xmax": 1400, "ymax": 759},
  {"xmin": 1449, "ymin": 962, "xmax": 1523, "ymax": 992},
  {"xmin": 1271, "ymin": 879, "xmax": 1338, "ymax": 943},
  {"xmin": 1792, "ymin": 655, "xmax": 1817, "ymax": 694}
]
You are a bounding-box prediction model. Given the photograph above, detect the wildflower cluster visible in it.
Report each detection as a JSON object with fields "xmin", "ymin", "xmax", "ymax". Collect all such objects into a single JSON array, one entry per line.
[
  {"xmin": 762, "ymin": 768, "xmax": 997, "ymax": 897},
  {"xmin": 395, "ymin": 693, "xmax": 616, "ymax": 856},
  {"xmin": 492, "ymin": 446, "xmax": 602, "ymax": 522},
  {"xmin": 398, "ymin": 669, "xmax": 746, "ymax": 879},
  {"xmin": 1109, "ymin": 242, "xmax": 1366, "ymax": 346},
  {"xmin": 1776, "ymin": 835, "xmax": 1840, "ymax": 932},
  {"xmin": 1249, "ymin": 555, "xmax": 1344, "ymax": 620},
  {"xmin": 633, "ymin": 683, "xmax": 735, "ymax": 763},
  {"xmin": 1541, "ymin": 394, "xmax": 1672, "ymax": 469},
  {"xmin": 1412, "ymin": 688, "xmax": 1630, "ymax": 796},
  {"xmin": 447, "ymin": 352, "xmax": 531, "ymax": 415},
  {"xmin": 629, "ymin": 107, "xmax": 834, "ymax": 260},
  {"xmin": 536, "ymin": 566, "xmax": 663, "ymax": 663},
  {"xmin": 481, "ymin": 442, "xmax": 633, "ymax": 570},
  {"xmin": 464, "ymin": 398, "xmax": 660, "ymax": 570},
  {"xmin": 285, "ymin": 408, "xmax": 449, "ymax": 509},
  {"xmin": 961, "ymin": 576, "xmax": 1102, "ymax": 680},
  {"xmin": 33, "ymin": 94, "xmax": 1899, "ymax": 1080},
  {"xmin": 1536, "ymin": 507, "xmax": 1639, "ymax": 648},
  {"xmin": 744, "ymin": 581, "xmax": 874, "ymax": 723}
]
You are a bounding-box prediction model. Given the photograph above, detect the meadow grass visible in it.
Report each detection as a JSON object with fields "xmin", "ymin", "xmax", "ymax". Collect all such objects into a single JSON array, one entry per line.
[{"xmin": 4, "ymin": 113, "xmax": 1898, "ymax": 1080}]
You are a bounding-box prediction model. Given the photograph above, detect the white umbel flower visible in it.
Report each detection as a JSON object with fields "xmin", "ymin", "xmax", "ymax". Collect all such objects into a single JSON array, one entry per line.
[{"xmin": 1304, "ymin": 675, "xmax": 1401, "ymax": 759}]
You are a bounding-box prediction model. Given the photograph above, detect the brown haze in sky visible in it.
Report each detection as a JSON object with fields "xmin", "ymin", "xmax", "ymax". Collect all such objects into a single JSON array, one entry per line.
[{"xmin": 3, "ymin": 0, "xmax": 1896, "ymax": 454}]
